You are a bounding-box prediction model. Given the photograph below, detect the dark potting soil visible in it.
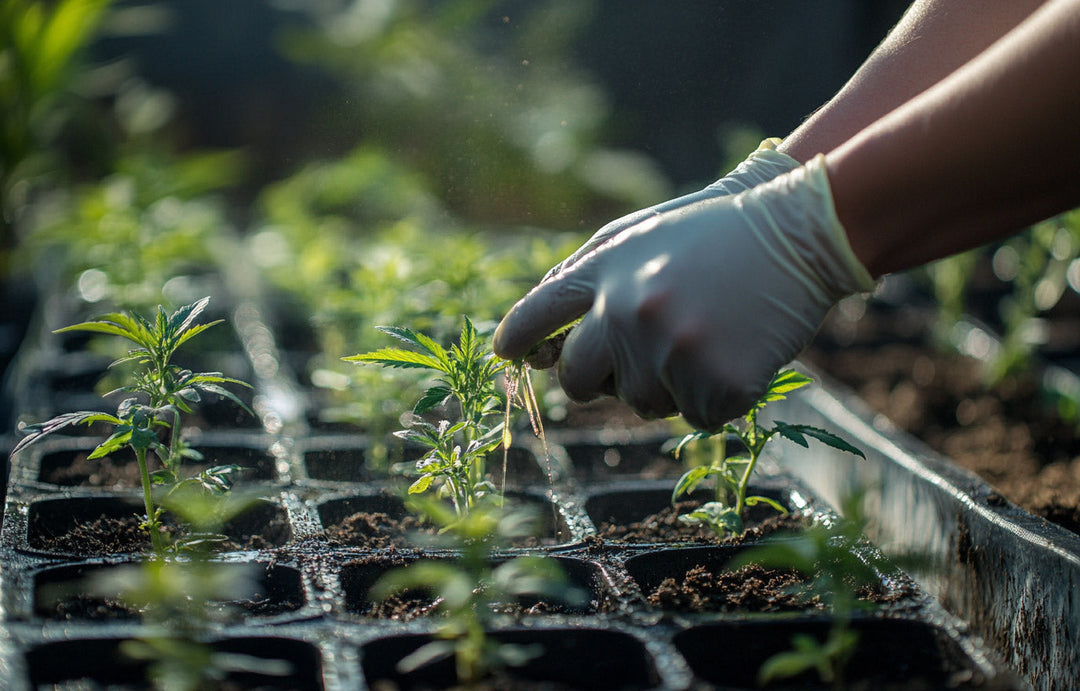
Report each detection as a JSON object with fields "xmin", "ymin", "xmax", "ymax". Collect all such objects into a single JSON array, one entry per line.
[
  {"xmin": 806, "ymin": 315, "xmax": 1080, "ymax": 535},
  {"xmin": 646, "ymin": 562, "xmax": 908, "ymax": 614},
  {"xmin": 48, "ymin": 592, "xmax": 301, "ymax": 622},
  {"xmin": 35, "ymin": 512, "xmax": 291, "ymax": 555},
  {"xmin": 325, "ymin": 511, "xmax": 430, "ymax": 550},
  {"xmin": 647, "ymin": 562, "xmax": 818, "ymax": 613},
  {"xmin": 325, "ymin": 511, "xmax": 558, "ymax": 550},
  {"xmin": 39, "ymin": 448, "xmax": 272, "ymax": 488},
  {"xmin": 595, "ymin": 501, "xmax": 805, "ymax": 544}
]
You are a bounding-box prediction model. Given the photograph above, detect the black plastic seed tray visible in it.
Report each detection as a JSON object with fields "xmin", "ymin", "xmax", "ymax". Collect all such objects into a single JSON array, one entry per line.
[{"xmin": 0, "ymin": 289, "xmax": 1018, "ymax": 690}]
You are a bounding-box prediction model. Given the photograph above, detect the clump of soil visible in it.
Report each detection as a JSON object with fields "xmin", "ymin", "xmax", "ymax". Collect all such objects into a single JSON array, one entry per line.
[
  {"xmin": 325, "ymin": 506, "xmax": 559, "ymax": 549},
  {"xmin": 646, "ymin": 561, "xmax": 907, "ymax": 614},
  {"xmin": 648, "ymin": 563, "xmax": 819, "ymax": 612},
  {"xmin": 51, "ymin": 595, "xmax": 140, "ymax": 622},
  {"xmin": 326, "ymin": 512, "xmax": 429, "ymax": 550}
]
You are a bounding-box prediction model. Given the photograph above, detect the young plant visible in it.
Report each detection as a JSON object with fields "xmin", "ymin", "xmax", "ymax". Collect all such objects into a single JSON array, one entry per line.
[
  {"xmin": 371, "ymin": 499, "xmax": 585, "ymax": 686},
  {"xmin": 11, "ymin": 297, "xmax": 252, "ymax": 553},
  {"xmin": 345, "ymin": 317, "xmax": 541, "ymax": 516},
  {"xmin": 727, "ymin": 495, "xmax": 891, "ymax": 688},
  {"xmin": 85, "ymin": 485, "xmax": 286, "ymax": 691},
  {"xmin": 670, "ymin": 369, "xmax": 864, "ymax": 537}
]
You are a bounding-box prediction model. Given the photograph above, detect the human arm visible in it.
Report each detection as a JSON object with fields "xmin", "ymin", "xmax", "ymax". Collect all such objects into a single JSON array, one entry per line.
[
  {"xmin": 780, "ymin": 0, "xmax": 1048, "ymax": 162},
  {"xmin": 830, "ymin": 0, "xmax": 1080, "ymax": 276}
]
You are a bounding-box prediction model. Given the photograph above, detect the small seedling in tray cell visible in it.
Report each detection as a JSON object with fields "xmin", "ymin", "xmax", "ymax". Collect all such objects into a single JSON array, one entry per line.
[
  {"xmin": 670, "ymin": 369, "xmax": 864, "ymax": 537},
  {"xmin": 345, "ymin": 316, "xmax": 544, "ymax": 517},
  {"xmin": 371, "ymin": 499, "xmax": 585, "ymax": 686},
  {"xmin": 11, "ymin": 297, "xmax": 253, "ymax": 554}
]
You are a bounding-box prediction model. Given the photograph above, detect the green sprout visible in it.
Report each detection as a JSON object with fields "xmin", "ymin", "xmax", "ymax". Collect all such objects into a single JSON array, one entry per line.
[
  {"xmin": 371, "ymin": 499, "xmax": 585, "ymax": 686},
  {"xmin": 728, "ymin": 495, "xmax": 891, "ymax": 688},
  {"xmin": 344, "ymin": 317, "xmax": 541, "ymax": 517},
  {"xmin": 11, "ymin": 297, "xmax": 252, "ymax": 554},
  {"xmin": 670, "ymin": 369, "xmax": 864, "ymax": 536},
  {"xmin": 85, "ymin": 485, "xmax": 286, "ymax": 691}
]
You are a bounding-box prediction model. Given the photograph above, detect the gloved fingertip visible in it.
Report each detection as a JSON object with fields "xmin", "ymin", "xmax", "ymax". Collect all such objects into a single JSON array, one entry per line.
[{"xmin": 491, "ymin": 317, "xmax": 523, "ymax": 359}]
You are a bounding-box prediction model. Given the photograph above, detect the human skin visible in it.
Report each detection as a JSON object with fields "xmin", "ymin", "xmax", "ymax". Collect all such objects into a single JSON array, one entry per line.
[
  {"xmin": 825, "ymin": 0, "xmax": 1080, "ymax": 277},
  {"xmin": 779, "ymin": 0, "xmax": 1048, "ymax": 164}
]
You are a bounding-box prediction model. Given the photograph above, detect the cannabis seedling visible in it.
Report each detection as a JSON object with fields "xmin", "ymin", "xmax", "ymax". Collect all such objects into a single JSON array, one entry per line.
[
  {"xmin": 345, "ymin": 317, "xmax": 541, "ymax": 516},
  {"xmin": 728, "ymin": 495, "xmax": 890, "ymax": 688},
  {"xmin": 671, "ymin": 369, "xmax": 864, "ymax": 536},
  {"xmin": 371, "ymin": 499, "xmax": 585, "ymax": 686},
  {"xmin": 85, "ymin": 485, "xmax": 287, "ymax": 691},
  {"xmin": 11, "ymin": 297, "xmax": 252, "ymax": 553}
]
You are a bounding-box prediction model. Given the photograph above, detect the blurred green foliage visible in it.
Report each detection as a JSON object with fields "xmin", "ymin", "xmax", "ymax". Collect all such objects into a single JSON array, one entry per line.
[
  {"xmin": 277, "ymin": 0, "xmax": 669, "ymax": 228},
  {"xmin": 0, "ymin": 0, "xmax": 113, "ymax": 251}
]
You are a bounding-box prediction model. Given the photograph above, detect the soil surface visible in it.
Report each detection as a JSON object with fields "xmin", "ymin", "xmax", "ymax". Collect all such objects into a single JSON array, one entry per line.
[
  {"xmin": 325, "ymin": 505, "xmax": 561, "ymax": 550},
  {"xmin": 32, "ymin": 511, "xmax": 291, "ymax": 555},
  {"xmin": 47, "ymin": 592, "xmax": 301, "ymax": 622},
  {"xmin": 806, "ymin": 303, "xmax": 1080, "ymax": 535},
  {"xmin": 596, "ymin": 502, "xmax": 804, "ymax": 544},
  {"xmin": 39, "ymin": 449, "xmax": 271, "ymax": 488},
  {"xmin": 647, "ymin": 562, "xmax": 820, "ymax": 613}
]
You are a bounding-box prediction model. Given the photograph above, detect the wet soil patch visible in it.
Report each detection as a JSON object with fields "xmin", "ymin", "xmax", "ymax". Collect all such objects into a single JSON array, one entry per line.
[
  {"xmin": 341, "ymin": 553, "xmax": 602, "ymax": 621},
  {"xmin": 321, "ymin": 492, "xmax": 565, "ymax": 549}
]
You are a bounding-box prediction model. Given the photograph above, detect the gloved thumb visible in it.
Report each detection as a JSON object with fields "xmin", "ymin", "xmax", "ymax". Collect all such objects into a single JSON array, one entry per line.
[{"xmin": 493, "ymin": 264, "xmax": 596, "ymax": 360}]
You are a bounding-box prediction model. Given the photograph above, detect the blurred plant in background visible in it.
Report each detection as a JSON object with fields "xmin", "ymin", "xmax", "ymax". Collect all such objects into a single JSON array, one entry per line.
[
  {"xmin": 250, "ymin": 0, "xmax": 671, "ymax": 439},
  {"xmin": 0, "ymin": 0, "xmax": 113, "ymax": 261},
  {"xmin": 924, "ymin": 208, "xmax": 1080, "ymax": 388}
]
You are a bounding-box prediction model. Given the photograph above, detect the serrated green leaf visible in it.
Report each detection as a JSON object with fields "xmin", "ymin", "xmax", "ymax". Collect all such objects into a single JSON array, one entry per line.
[
  {"xmin": 174, "ymin": 320, "xmax": 222, "ymax": 350},
  {"xmin": 775, "ymin": 423, "xmax": 864, "ymax": 458},
  {"xmin": 755, "ymin": 369, "xmax": 813, "ymax": 408},
  {"xmin": 88, "ymin": 430, "xmax": 133, "ymax": 459},
  {"xmin": 344, "ymin": 347, "xmax": 444, "ymax": 371},
  {"xmin": 672, "ymin": 465, "xmax": 715, "ymax": 502},
  {"xmin": 414, "ymin": 385, "xmax": 452, "ymax": 415},
  {"xmin": 374, "ymin": 325, "xmax": 450, "ymax": 369},
  {"xmin": 168, "ymin": 297, "xmax": 211, "ymax": 336},
  {"xmin": 409, "ymin": 475, "xmax": 435, "ymax": 494}
]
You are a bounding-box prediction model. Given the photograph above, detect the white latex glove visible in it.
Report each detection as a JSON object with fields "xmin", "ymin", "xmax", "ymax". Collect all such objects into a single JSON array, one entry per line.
[
  {"xmin": 493, "ymin": 154, "xmax": 875, "ymax": 431},
  {"xmin": 544, "ymin": 138, "xmax": 799, "ymax": 280}
]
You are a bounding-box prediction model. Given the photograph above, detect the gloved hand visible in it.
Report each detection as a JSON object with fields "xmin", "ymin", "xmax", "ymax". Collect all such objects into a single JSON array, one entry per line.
[
  {"xmin": 493, "ymin": 154, "xmax": 875, "ymax": 431},
  {"xmin": 543, "ymin": 138, "xmax": 800, "ymax": 281}
]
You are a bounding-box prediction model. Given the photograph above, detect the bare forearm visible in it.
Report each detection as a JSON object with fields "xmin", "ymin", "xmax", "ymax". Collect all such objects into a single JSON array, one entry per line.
[
  {"xmin": 828, "ymin": 0, "xmax": 1080, "ymax": 278},
  {"xmin": 779, "ymin": 0, "xmax": 1046, "ymax": 162}
]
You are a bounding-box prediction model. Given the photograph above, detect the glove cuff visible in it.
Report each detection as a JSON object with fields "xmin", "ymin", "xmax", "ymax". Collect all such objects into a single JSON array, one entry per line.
[
  {"xmin": 705, "ymin": 138, "xmax": 800, "ymax": 195},
  {"xmin": 749, "ymin": 154, "xmax": 875, "ymax": 300},
  {"xmin": 802, "ymin": 154, "xmax": 876, "ymax": 295}
]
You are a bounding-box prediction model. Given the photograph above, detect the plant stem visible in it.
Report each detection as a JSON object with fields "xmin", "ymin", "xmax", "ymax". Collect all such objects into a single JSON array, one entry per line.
[
  {"xmin": 136, "ymin": 446, "xmax": 165, "ymax": 554},
  {"xmin": 167, "ymin": 407, "xmax": 182, "ymax": 476},
  {"xmin": 713, "ymin": 433, "xmax": 727, "ymax": 504},
  {"xmin": 734, "ymin": 435, "xmax": 769, "ymax": 519}
]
